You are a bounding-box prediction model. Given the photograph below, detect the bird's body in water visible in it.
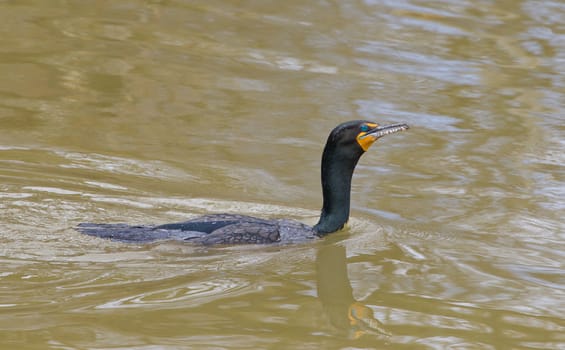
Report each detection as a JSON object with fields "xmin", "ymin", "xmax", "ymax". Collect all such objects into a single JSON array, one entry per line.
[{"xmin": 77, "ymin": 120, "xmax": 408, "ymax": 245}]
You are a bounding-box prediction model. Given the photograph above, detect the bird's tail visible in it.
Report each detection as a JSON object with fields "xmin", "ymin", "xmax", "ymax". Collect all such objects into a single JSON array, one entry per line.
[{"xmin": 76, "ymin": 223, "xmax": 206, "ymax": 243}]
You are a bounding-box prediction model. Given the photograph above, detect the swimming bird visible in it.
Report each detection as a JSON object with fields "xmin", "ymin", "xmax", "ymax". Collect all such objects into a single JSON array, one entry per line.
[{"xmin": 77, "ymin": 120, "xmax": 408, "ymax": 245}]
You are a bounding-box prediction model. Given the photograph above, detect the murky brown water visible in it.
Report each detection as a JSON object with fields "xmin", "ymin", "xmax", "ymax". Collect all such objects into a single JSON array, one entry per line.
[{"xmin": 1, "ymin": 0, "xmax": 564, "ymax": 349}]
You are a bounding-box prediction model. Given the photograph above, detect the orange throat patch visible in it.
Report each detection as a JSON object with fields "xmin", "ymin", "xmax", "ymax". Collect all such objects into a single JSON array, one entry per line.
[{"xmin": 356, "ymin": 123, "xmax": 379, "ymax": 151}]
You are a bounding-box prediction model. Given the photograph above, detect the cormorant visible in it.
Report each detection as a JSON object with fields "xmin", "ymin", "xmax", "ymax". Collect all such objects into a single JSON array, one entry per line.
[{"xmin": 77, "ymin": 120, "xmax": 408, "ymax": 245}]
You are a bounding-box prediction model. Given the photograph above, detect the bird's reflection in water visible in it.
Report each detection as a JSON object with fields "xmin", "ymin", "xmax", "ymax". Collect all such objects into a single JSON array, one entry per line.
[{"xmin": 316, "ymin": 242, "xmax": 391, "ymax": 340}]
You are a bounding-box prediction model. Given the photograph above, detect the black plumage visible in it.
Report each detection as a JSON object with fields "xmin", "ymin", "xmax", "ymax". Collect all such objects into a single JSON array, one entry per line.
[{"xmin": 77, "ymin": 120, "xmax": 408, "ymax": 245}]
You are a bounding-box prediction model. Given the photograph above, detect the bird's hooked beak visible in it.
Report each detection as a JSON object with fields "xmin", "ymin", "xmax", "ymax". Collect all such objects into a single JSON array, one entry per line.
[{"xmin": 356, "ymin": 123, "xmax": 409, "ymax": 151}]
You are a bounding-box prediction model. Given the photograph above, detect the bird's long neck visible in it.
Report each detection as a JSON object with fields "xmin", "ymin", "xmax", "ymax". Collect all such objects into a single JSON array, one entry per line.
[{"xmin": 313, "ymin": 142, "xmax": 363, "ymax": 236}]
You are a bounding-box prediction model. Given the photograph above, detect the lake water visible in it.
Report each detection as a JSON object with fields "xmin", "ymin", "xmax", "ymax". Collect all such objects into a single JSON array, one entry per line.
[{"xmin": 1, "ymin": 0, "xmax": 564, "ymax": 349}]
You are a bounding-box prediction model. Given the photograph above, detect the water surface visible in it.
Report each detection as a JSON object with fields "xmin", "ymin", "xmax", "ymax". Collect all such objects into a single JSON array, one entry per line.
[{"xmin": 1, "ymin": 0, "xmax": 564, "ymax": 349}]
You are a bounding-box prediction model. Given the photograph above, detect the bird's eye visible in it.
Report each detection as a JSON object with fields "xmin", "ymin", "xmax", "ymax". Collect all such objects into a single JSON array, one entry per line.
[{"xmin": 360, "ymin": 124, "xmax": 369, "ymax": 132}]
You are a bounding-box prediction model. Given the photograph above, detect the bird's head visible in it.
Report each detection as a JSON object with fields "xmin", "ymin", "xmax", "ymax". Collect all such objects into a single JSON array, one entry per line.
[{"xmin": 327, "ymin": 120, "xmax": 409, "ymax": 156}]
